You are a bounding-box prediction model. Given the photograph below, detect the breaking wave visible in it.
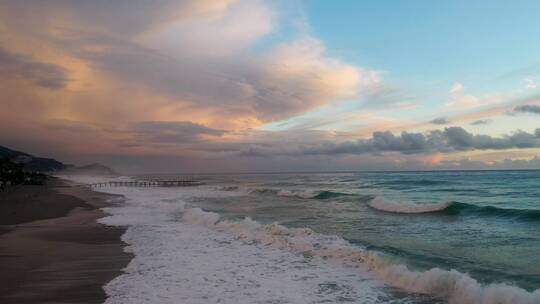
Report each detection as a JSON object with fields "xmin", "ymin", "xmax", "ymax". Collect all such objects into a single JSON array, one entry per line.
[
  {"xmin": 217, "ymin": 186, "xmax": 239, "ymax": 191},
  {"xmin": 446, "ymin": 202, "xmax": 540, "ymax": 221},
  {"xmin": 369, "ymin": 197, "xmax": 540, "ymax": 221},
  {"xmin": 250, "ymin": 188, "xmax": 352, "ymax": 200},
  {"xmin": 182, "ymin": 207, "xmax": 540, "ymax": 304},
  {"xmin": 368, "ymin": 197, "xmax": 452, "ymax": 214}
]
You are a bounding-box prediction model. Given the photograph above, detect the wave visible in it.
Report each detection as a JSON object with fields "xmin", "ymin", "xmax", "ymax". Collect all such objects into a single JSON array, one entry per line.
[
  {"xmin": 249, "ymin": 188, "xmax": 280, "ymax": 196},
  {"xmin": 250, "ymin": 188, "xmax": 351, "ymax": 200},
  {"xmin": 368, "ymin": 197, "xmax": 452, "ymax": 213},
  {"xmin": 446, "ymin": 202, "xmax": 540, "ymax": 221},
  {"xmin": 369, "ymin": 197, "xmax": 540, "ymax": 221},
  {"xmin": 217, "ymin": 186, "xmax": 239, "ymax": 191},
  {"xmin": 376, "ymin": 179, "xmax": 447, "ymax": 187},
  {"xmin": 181, "ymin": 207, "xmax": 540, "ymax": 304}
]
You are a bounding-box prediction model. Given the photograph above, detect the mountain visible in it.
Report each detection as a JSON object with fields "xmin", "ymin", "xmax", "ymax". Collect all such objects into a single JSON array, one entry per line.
[
  {"xmin": 0, "ymin": 145, "xmax": 65, "ymax": 172},
  {"xmin": 0, "ymin": 145, "xmax": 21, "ymax": 158},
  {"xmin": 0, "ymin": 145, "xmax": 117, "ymax": 175}
]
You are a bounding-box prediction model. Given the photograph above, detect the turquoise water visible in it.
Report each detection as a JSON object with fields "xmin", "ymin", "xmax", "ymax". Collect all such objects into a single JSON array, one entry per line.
[{"xmin": 139, "ymin": 170, "xmax": 540, "ymax": 302}]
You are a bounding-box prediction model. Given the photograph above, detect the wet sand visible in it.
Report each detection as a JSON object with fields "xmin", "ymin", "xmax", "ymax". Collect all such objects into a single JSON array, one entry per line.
[{"xmin": 0, "ymin": 178, "xmax": 132, "ymax": 303}]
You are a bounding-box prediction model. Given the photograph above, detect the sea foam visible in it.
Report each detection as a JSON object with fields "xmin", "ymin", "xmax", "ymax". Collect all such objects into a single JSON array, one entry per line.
[
  {"xmin": 249, "ymin": 187, "xmax": 351, "ymax": 200},
  {"xmin": 73, "ymin": 177, "xmax": 540, "ymax": 304},
  {"xmin": 92, "ymin": 185, "xmax": 388, "ymax": 304},
  {"xmin": 183, "ymin": 206, "xmax": 540, "ymax": 304}
]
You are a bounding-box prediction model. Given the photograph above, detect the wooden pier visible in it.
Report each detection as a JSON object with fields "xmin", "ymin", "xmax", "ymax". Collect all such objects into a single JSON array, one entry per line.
[{"xmin": 90, "ymin": 178, "xmax": 201, "ymax": 188}]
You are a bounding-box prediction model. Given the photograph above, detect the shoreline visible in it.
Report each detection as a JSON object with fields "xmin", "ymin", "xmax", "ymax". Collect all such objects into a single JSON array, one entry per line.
[{"xmin": 0, "ymin": 177, "xmax": 132, "ymax": 303}]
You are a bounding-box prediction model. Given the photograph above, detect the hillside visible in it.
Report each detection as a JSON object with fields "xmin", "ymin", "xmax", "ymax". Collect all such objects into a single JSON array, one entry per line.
[
  {"xmin": 0, "ymin": 145, "xmax": 116, "ymax": 175},
  {"xmin": 0, "ymin": 146, "xmax": 64, "ymax": 172}
]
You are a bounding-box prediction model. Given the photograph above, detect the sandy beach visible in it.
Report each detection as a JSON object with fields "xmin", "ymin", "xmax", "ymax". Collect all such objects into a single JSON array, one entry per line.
[{"xmin": 0, "ymin": 178, "xmax": 132, "ymax": 303}]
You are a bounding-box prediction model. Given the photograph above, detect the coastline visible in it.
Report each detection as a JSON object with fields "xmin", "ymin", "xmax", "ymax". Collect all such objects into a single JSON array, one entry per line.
[{"xmin": 0, "ymin": 177, "xmax": 132, "ymax": 303}]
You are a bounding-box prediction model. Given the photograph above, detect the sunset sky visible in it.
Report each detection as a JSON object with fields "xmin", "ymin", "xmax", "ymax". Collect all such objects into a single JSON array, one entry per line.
[{"xmin": 1, "ymin": 0, "xmax": 540, "ymax": 173}]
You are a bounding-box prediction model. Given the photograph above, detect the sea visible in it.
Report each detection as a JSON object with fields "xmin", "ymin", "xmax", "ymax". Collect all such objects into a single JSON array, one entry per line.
[{"xmin": 65, "ymin": 170, "xmax": 540, "ymax": 304}]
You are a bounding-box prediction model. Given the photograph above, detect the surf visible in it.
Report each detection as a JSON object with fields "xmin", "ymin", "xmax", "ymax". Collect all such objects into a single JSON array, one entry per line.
[
  {"xmin": 368, "ymin": 197, "xmax": 452, "ymax": 213},
  {"xmin": 368, "ymin": 197, "xmax": 540, "ymax": 221},
  {"xmin": 181, "ymin": 206, "xmax": 540, "ymax": 304},
  {"xmin": 249, "ymin": 188, "xmax": 352, "ymax": 200}
]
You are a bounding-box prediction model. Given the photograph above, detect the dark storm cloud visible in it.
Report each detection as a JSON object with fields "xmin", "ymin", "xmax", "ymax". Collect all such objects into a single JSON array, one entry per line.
[
  {"xmin": 0, "ymin": 48, "xmax": 68, "ymax": 89},
  {"xmin": 430, "ymin": 117, "xmax": 450, "ymax": 125},
  {"xmin": 238, "ymin": 146, "xmax": 269, "ymax": 158},
  {"xmin": 130, "ymin": 121, "xmax": 226, "ymax": 143},
  {"xmin": 293, "ymin": 127, "xmax": 540, "ymax": 156},
  {"xmin": 514, "ymin": 104, "xmax": 540, "ymax": 114}
]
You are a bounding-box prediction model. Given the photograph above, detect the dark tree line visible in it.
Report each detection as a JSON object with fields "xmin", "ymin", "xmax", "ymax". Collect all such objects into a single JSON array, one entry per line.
[{"xmin": 1, "ymin": 158, "xmax": 47, "ymax": 189}]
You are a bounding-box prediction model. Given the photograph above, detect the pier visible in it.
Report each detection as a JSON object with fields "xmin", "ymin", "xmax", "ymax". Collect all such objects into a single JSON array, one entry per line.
[{"xmin": 90, "ymin": 178, "xmax": 201, "ymax": 188}]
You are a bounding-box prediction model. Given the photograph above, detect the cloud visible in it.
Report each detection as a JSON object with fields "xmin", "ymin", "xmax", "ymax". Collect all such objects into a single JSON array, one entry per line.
[
  {"xmin": 514, "ymin": 104, "xmax": 540, "ymax": 114},
  {"xmin": 238, "ymin": 145, "xmax": 268, "ymax": 157},
  {"xmin": 1, "ymin": 0, "xmax": 239, "ymax": 38},
  {"xmin": 142, "ymin": 0, "xmax": 274, "ymax": 57},
  {"xmin": 129, "ymin": 121, "xmax": 225, "ymax": 144},
  {"xmin": 450, "ymin": 82, "xmax": 464, "ymax": 94},
  {"xmin": 430, "ymin": 117, "xmax": 450, "ymax": 125},
  {"xmin": 359, "ymin": 85, "xmax": 417, "ymax": 109},
  {"xmin": 525, "ymin": 78, "xmax": 538, "ymax": 89},
  {"xmin": 0, "ymin": 48, "xmax": 68, "ymax": 89},
  {"xmin": 0, "ymin": 0, "xmax": 382, "ymax": 149},
  {"xmin": 291, "ymin": 127, "xmax": 540, "ymax": 156},
  {"xmin": 56, "ymin": 33, "xmax": 365, "ymax": 124},
  {"xmin": 253, "ymin": 38, "xmax": 364, "ymax": 120},
  {"xmin": 2, "ymin": 1, "xmax": 538, "ymax": 173},
  {"xmin": 470, "ymin": 119, "xmax": 491, "ymax": 125},
  {"xmin": 445, "ymin": 94, "xmax": 483, "ymax": 109},
  {"xmin": 45, "ymin": 119, "xmax": 98, "ymax": 132}
]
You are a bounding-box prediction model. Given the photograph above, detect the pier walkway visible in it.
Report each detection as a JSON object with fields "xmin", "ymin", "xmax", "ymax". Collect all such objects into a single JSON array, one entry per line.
[{"xmin": 90, "ymin": 179, "xmax": 201, "ymax": 188}]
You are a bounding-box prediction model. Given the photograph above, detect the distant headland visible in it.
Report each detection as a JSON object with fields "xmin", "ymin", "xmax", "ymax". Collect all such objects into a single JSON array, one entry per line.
[{"xmin": 0, "ymin": 145, "xmax": 117, "ymax": 176}]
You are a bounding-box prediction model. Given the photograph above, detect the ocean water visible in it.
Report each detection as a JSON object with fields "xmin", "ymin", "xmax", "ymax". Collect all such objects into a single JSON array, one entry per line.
[{"xmin": 67, "ymin": 171, "xmax": 540, "ymax": 303}]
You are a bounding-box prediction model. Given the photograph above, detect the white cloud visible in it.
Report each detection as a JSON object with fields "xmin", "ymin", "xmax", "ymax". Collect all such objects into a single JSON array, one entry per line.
[
  {"xmin": 140, "ymin": 0, "xmax": 275, "ymax": 57},
  {"xmin": 525, "ymin": 78, "xmax": 538, "ymax": 89},
  {"xmin": 450, "ymin": 82, "xmax": 464, "ymax": 94},
  {"xmin": 446, "ymin": 94, "xmax": 480, "ymax": 109},
  {"xmin": 256, "ymin": 38, "xmax": 364, "ymax": 120}
]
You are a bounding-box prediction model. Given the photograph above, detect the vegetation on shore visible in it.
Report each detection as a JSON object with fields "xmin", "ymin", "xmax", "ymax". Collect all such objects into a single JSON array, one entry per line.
[{"xmin": 1, "ymin": 158, "xmax": 47, "ymax": 187}]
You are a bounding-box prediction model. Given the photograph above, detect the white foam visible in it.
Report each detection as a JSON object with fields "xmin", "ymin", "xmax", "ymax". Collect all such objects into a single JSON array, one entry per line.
[
  {"xmin": 85, "ymin": 183, "xmax": 389, "ymax": 304},
  {"xmin": 62, "ymin": 175, "xmax": 540, "ymax": 304},
  {"xmin": 248, "ymin": 188, "xmax": 321, "ymax": 199},
  {"xmin": 373, "ymin": 264, "xmax": 540, "ymax": 304},
  {"xmin": 179, "ymin": 206, "xmax": 540, "ymax": 304},
  {"xmin": 368, "ymin": 197, "xmax": 452, "ymax": 214}
]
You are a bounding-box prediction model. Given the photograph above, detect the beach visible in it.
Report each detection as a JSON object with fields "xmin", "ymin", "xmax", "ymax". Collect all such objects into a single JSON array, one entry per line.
[
  {"xmin": 1, "ymin": 172, "xmax": 539, "ymax": 304},
  {"xmin": 0, "ymin": 178, "xmax": 131, "ymax": 303}
]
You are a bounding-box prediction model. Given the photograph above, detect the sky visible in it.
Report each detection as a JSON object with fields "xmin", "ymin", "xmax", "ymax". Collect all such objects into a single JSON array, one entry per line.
[{"xmin": 0, "ymin": 0, "xmax": 539, "ymax": 174}]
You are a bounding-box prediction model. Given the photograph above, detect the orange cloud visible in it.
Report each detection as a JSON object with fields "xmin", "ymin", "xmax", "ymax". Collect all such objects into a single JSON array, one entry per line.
[{"xmin": 0, "ymin": 0, "xmax": 374, "ymax": 159}]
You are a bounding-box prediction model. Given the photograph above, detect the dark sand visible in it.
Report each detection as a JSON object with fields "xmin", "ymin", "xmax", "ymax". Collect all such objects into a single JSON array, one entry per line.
[{"xmin": 0, "ymin": 178, "xmax": 132, "ymax": 303}]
